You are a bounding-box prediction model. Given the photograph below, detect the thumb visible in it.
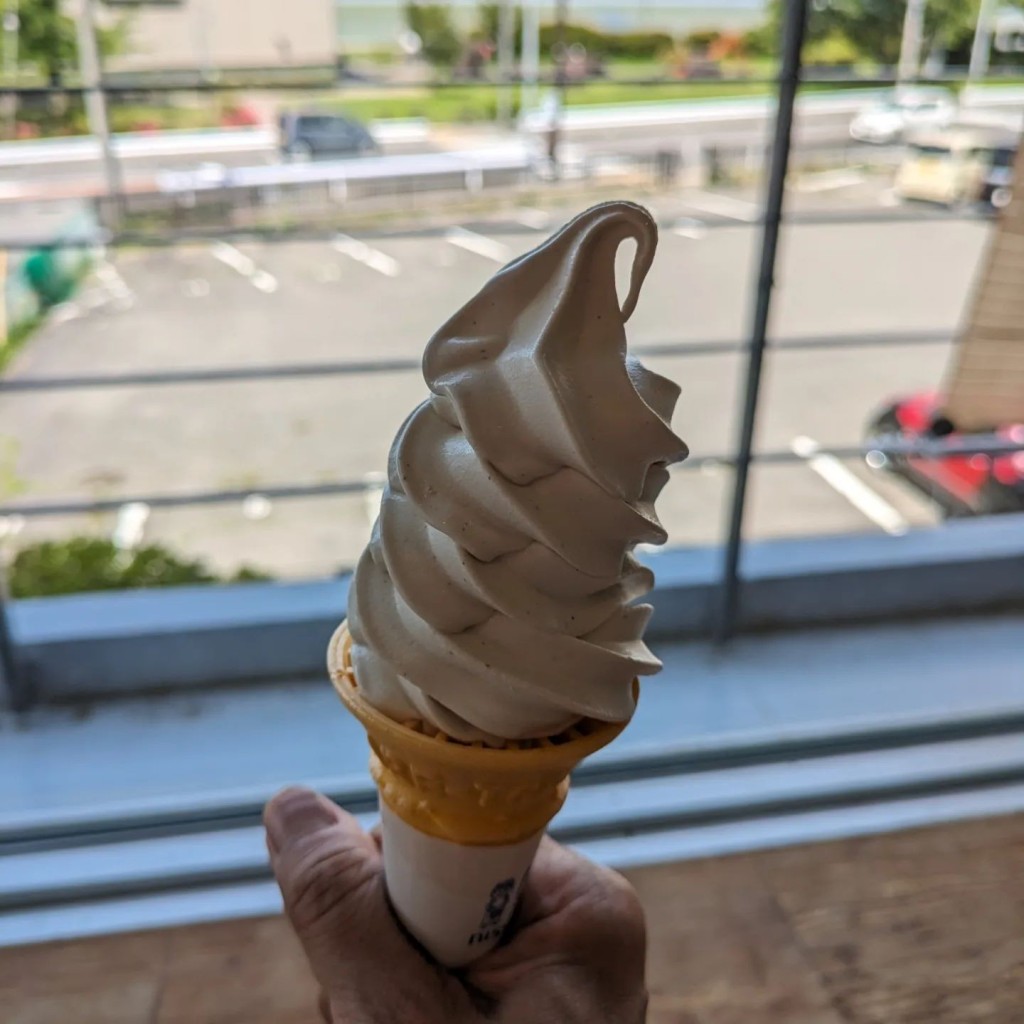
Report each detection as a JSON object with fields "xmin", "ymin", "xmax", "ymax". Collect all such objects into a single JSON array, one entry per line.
[{"xmin": 264, "ymin": 787, "xmax": 415, "ymax": 995}]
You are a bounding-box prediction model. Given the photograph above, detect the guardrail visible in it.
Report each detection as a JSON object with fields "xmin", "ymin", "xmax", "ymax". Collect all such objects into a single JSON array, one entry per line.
[
  {"xmin": 155, "ymin": 143, "xmax": 533, "ymax": 194},
  {"xmin": 0, "ymin": 119, "xmax": 431, "ymax": 169}
]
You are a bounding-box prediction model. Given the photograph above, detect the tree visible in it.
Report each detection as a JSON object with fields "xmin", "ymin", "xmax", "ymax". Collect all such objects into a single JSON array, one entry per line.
[
  {"xmin": 16, "ymin": 0, "xmax": 127, "ymax": 85},
  {"xmin": 16, "ymin": 0, "xmax": 76, "ymax": 84},
  {"xmin": 764, "ymin": 0, "xmax": 982, "ymax": 66},
  {"xmin": 478, "ymin": 3, "xmax": 523, "ymax": 59},
  {"xmin": 404, "ymin": 3, "xmax": 462, "ymax": 67}
]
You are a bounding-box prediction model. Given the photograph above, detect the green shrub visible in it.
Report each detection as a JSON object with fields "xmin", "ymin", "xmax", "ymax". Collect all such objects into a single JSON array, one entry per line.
[
  {"xmin": 404, "ymin": 3, "xmax": 463, "ymax": 67},
  {"xmin": 742, "ymin": 23, "xmax": 776, "ymax": 60},
  {"xmin": 804, "ymin": 30, "xmax": 861, "ymax": 68},
  {"xmin": 608, "ymin": 30, "xmax": 675, "ymax": 61},
  {"xmin": 537, "ymin": 22, "xmax": 673, "ymax": 61},
  {"xmin": 9, "ymin": 537, "xmax": 270, "ymax": 598},
  {"xmin": 682, "ymin": 28, "xmax": 721, "ymax": 52}
]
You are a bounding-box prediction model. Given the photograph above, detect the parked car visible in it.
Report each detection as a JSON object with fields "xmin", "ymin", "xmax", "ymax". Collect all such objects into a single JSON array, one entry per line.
[
  {"xmin": 865, "ymin": 391, "xmax": 1024, "ymax": 516},
  {"xmin": 977, "ymin": 141, "xmax": 1018, "ymax": 210},
  {"xmin": 849, "ymin": 87, "xmax": 955, "ymax": 145},
  {"xmin": 278, "ymin": 112, "xmax": 378, "ymax": 161},
  {"xmin": 894, "ymin": 128, "xmax": 1018, "ymax": 208}
]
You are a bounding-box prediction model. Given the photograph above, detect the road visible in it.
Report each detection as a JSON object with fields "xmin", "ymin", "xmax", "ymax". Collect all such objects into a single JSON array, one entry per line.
[
  {"xmin": 0, "ymin": 183, "xmax": 990, "ymax": 579},
  {"xmin": 4, "ymin": 86, "xmax": 1021, "ymax": 204},
  {"xmin": 0, "ymin": 123, "xmax": 435, "ymax": 202}
]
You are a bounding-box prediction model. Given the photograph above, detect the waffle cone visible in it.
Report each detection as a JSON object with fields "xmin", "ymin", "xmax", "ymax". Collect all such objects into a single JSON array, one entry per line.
[{"xmin": 328, "ymin": 622, "xmax": 633, "ymax": 845}]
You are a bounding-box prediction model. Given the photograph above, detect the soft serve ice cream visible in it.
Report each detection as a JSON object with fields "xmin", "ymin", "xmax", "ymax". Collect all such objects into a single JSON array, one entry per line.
[{"xmin": 346, "ymin": 201, "xmax": 688, "ymax": 744}]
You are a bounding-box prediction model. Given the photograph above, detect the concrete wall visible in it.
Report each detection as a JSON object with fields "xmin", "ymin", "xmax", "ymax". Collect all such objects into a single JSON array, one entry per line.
[{"xmin": 104, "ymin": 0, "xmax": 337, "ymax": 71}]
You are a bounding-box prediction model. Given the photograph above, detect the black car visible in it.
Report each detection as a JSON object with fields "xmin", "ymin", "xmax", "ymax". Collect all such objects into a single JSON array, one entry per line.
[{"xmin": 278, "ymin": 112, "xmax": 378, "ymax": 161}]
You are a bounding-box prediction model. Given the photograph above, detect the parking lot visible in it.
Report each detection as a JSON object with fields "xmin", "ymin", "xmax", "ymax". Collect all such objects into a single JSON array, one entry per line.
[{"xmin": 0, "ymin": 181, "xmax": 991, "ymax": 579}]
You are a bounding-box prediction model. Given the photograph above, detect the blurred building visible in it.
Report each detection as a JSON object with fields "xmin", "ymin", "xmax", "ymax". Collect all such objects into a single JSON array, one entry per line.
[{"xmin": 99, "ymin": 0, "xmax": 337, "ymax": 72}]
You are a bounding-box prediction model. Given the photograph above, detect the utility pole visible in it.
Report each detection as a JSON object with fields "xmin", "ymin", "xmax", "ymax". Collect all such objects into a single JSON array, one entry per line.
[
  {"xmin": 73, "ymin": 0, "xmax": 123, "ymax": 219},
  {"xmin": 897, "ymin": 0, "xmax": 927, "ymax": 85},
  {"xmin": 2, "ymin": 0, "xmax": 17, "ymax": 82},
  {"xmin": 496, "ymin": 0, "xmax": 515, "ymax": 126},
  {"xmin": 969, "ymin": 0, "xmax": 998, "ymax": 83},
  {"xmin": 193, "ymin": 0, "xmax": 215, "ymax": 83},
  {"xmin": 547, "ymin": 0, "xmax": 569, "ymax": 172},
  {"xmin": 2, "ymin": 0, "xmax": 17, "ymax": 136},
  {"xmin": 519, "ymin": 0, "xmax": 539, "ymax": 118}
]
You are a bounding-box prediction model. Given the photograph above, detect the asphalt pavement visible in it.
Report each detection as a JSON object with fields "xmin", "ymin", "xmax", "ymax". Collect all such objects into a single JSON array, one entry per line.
[{"xmin": 0, "ymin": 181, "xmax": 988, "ymax": 579}]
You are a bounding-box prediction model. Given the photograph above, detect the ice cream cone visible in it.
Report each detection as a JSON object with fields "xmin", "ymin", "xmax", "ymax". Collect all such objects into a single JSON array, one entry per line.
[{"xmin": 327, "ymin": 621, "xmax": 634, "ymax": 965}]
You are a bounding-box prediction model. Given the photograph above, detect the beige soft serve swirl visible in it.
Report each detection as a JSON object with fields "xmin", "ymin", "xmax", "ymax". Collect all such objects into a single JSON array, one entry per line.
[{"xmin": 347, "ymin": 201, "xmax": 688, "ymax": 743}]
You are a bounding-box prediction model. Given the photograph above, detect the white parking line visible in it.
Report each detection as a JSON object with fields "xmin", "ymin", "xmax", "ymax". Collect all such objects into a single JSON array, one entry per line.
[
  {"xmin": 363, "ymin": 471, "xmax": 387, "ymax": 526},
  {"xmin": 210, "ymin": 241, "xmax": 279, "ymax": 293},
  {"xmin": 514, "ymin": 207, "xmax": 551, "ymax": 229},
  {"xmin": 681, "ymin": 190, "xmax": 760, "ymax": 223},
  {"xmin": 673, "ymin": 217, "xmax": 708, "ymax": 240},
  {"xmin": 791, "ymin": 435, "xmax": 909, "ymax": 536},
  {"xmin": 445, "ymin": 226, "xmax": 512, "ymax": 263},
  {"xmin": 94, "ymin": 260, "xmax": 135, "ymax": 309},
  {"xmin": 333, "ymin": 235, "xmax": 401, "ymax": 277},
  {"xmin": 112, "ymin": 502, "xmax": 150, "ymax": 552},
  {"xmin": 792, "ymin": 169, "xmax": 866, "ymax": 194}
]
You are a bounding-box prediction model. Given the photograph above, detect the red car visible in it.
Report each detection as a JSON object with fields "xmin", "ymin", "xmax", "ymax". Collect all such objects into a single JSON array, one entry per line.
[{"xmin": 865, "ymin": 391, "xmax": 1024, "ymax": 516}]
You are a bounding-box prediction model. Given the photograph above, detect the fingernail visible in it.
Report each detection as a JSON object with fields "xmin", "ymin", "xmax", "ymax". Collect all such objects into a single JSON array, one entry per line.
[{"xmin": 265, "ymin": 788, "xmax": 336, "ymax": 851}]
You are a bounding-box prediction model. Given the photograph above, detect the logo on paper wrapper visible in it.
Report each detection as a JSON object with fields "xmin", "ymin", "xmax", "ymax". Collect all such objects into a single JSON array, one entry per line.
[{"xmin": 468, "ymin": 878, "xmax": 516, "ymax": 947}]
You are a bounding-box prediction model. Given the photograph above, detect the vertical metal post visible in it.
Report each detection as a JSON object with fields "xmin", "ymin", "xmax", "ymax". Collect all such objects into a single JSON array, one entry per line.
[
  {"xmin": 74, "ymin": 0, "xmax": 123, "ymax": 217},
  {"xmin": 1, "ymin": 0, "xmax": 18, "ymax": 137},
  {"xmin": 0, "ymin": 590, "xmax": 24, "ymax": 709},
  {"xmin": 968, "ymin": 0, "xmax": 998, "ymax": 84},
  {"xmin": 520, "ymin": 0, "xmax": 539, "ymax": 117},
  {"xmin": 2, "ymin": 0, "xmax": 17, "ymax": 80},
  {"xmin": 714, "ymin": 0, "xmax": 808, "ymax": 644},
  {"xmin": 496, "ymin": 0, "xmax": 515, "ymax": 126},
  {"xmin": 897, "ymin": 0, "xmax": 927, "ymax": 84},
  {"xmin": 547, "ymin": 0, "xmax": 569, "ymax": 171}
]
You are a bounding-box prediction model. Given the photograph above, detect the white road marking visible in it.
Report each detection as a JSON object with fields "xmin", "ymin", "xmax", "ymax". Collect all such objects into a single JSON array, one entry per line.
[
  {"xmin": 242, "ymin": 494, "xmax": 273, "ymax": 521},
  {"xmin": 49, "ymin": 302, "xmax": 83, "ymax": 326},
  {"xmin": 880, "ymin": 188, "xmax": 900, "ymax": 208},
  {"xmin": 791, "ymin": 435, "xmax": 909, "ymax": 536},
  {"xmin": 514, "ymin": 207, "xmax": 551, "ymax": 229},
  {"xmin": 210, "ymin": 241, "xmax": 279, "ymax": 293},
  {"xmin": 251, "ymin": 269, "xmax": 279, "ymax": 294},
  {"xmin": 680, "ymin": 190, "xmax": 760, "ymax": 223},
  {"xmin": 363, "ymin": 471, "xmax": 386, "ymax": 525},
  {"xmin": 91, "ymin": 259, "xmax": 135, "ymax": 310},
  {"xmin": 112, "ymin": 502, "xmax": 150, "ymax": 551},
  {"xmin": 333, "ymin": 235, "xmax": 401, "ymax": 277},
  {"xmin": 445, "ymin": 226, "xmax": 512, "ymax": 263},
  {"xmin": 673, "ymin": 217, "xmax": 708, "ymax": 240},
  {"xmin": 792, "ymin": 169, "xmax": 865, "ymax": 194},
  {"xmin": 0, "ymin": 513, "xmax": 25, "ymax": 541}
]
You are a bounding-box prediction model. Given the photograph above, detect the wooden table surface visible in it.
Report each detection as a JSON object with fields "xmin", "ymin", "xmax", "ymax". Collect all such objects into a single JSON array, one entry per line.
[{"xmin": 3, "ymin": 814, "xmax": 1023, "ymax": 1023}]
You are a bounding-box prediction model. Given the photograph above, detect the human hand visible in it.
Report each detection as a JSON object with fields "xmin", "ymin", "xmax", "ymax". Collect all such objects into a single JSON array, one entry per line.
[{"xmin": 264, "ymin": 787, "xmax": 648, "ymax": 1023}]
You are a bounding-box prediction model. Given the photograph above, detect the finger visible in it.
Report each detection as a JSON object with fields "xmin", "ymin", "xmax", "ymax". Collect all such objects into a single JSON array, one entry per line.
[
  {"xmin": 317, "ymin": 988, "xmax": 332, "ymax": 1023},
  {"xmin": 477, "ymin": 836, "xmax": 646, "ymax": 978},
  {"xmin": 264, "ymin": 788, "xmax": 411, "ymax": 987},
  {"xmin": 514, "ymin": 836, "xmax": 599, "ymax": 928}
]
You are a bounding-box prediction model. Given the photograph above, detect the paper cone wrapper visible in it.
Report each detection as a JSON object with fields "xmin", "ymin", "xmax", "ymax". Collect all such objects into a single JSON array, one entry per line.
[{"xmin": 328, "ymin": 621, "xmax": 633, "ymax": 966}]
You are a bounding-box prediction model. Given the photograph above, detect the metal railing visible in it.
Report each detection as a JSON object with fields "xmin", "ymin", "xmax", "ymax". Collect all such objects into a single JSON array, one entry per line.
[{"xmin": 2, "ymin": 0, "xmax": 1024, "ymax": 701}]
